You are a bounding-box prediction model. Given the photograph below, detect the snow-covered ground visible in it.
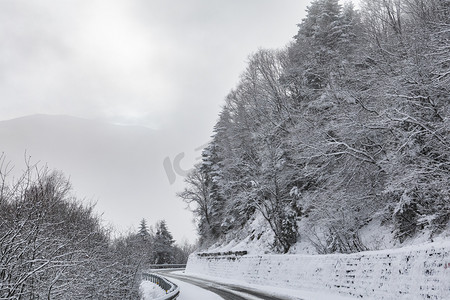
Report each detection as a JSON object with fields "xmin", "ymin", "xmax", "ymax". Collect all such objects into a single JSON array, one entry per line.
[
  {"xmin": 186, "ymin": 240, "xmax": 450, "ymax": 299},
  {"xmin": 140, "ymin": 281, "xmax": 167, "ymax": 300}
]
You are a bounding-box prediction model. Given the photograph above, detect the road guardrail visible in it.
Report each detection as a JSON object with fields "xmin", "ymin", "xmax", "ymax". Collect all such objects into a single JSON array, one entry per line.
[
  {"xmin": 142, "ymin": 272, "xmax": 179, "ymax": 300},
  {"xmin": 147, "ymin": 264, "xmax": 187, "ymax": 270}
]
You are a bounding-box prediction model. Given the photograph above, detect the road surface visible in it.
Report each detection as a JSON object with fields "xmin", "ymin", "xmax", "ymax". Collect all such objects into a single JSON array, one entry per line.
[{"xmin": 156, "ymin": 269, "xmax": 301, "ymax": 300}]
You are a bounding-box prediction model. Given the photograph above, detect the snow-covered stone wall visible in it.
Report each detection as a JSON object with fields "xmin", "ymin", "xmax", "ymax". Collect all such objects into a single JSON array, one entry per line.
[{"xmin": 186, "ymin": 241, "xmax": 450, "ymax": 299}]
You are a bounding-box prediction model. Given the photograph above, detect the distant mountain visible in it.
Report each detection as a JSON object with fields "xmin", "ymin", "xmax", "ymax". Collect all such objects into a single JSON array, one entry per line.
[
  {"xmin": 0, "ymin": 114, "xmax": 196, "ymax": 241},
  {"xmin": 0, "ymin": 114, "xmax": 155, "ymax": 168},
  {"xmin": 0, "ymin": 114, "xmax": 159, "ymax": 183}
]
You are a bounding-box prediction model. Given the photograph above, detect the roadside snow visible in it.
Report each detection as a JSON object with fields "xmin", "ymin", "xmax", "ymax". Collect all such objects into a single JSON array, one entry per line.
[{"xmin": 140, "ymin": 281, "xmax": 166, "ymax": 300}]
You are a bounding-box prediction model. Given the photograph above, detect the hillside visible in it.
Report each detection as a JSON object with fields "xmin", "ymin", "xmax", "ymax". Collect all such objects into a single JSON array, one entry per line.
[{"xmin": 178, "ymin": 0, "xmax": 450, "ymax": 254}]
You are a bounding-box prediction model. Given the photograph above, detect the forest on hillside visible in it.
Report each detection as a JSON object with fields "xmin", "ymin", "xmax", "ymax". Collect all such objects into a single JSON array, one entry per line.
[
  {"xmin": 0, "ymin": 156, "xmax": 192, "ymax": 299},
  {"xmin": 178, "ymin": 0, "xmax": 450, "ymax": 253}
]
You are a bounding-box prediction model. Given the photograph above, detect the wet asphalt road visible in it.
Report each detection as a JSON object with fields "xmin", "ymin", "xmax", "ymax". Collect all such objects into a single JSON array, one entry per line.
[{"xmin": 156, "ymin": 269, "xmax": 302, "ymax": 300}]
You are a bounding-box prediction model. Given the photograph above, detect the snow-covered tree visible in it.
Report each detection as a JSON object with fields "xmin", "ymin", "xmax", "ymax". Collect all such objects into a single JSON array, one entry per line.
[
  {"xmin": 153, "ymin": 220, "xmax": 175, "ymax": 264},
  {"xmin": 139, "ymin": 218, "xmax": 150, "ymax": 239},
  {"xmin": 178, "ymin": 0, "xmax": 449, "ymax": 254},
  {"xmin": 0, "ymin": 159, "xmax": 141, "ymax": 299}
]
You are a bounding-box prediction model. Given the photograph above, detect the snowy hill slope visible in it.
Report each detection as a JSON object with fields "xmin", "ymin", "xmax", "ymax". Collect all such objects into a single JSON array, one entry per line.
[{"xmin": 199, "ymin": 210, "xmax": 449, "ymax": 256}]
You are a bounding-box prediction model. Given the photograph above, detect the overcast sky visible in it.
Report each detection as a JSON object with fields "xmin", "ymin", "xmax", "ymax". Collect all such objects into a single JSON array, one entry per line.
[{"xmin": 0, "ymin": 0, "xmax": 311, "ymax": 243}]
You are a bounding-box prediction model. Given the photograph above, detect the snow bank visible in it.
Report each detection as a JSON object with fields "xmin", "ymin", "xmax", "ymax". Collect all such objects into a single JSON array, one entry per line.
[
  {"xmin": 140, "ymin": 281, "xmax": 166, "ymax": 300},
  {"xmin": 186, "ymin": 241, "xmax": 450, "ymax": 299}
]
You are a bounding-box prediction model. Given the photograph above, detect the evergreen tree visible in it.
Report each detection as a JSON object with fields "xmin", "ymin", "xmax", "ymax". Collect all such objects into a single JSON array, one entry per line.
[
  {"xmin": 138, "ymin": 218, "xmax": 150, "ymax": 240},
  {"xmin": 153, "ymin": 220, "xmax": 175, "ymax": 264}
]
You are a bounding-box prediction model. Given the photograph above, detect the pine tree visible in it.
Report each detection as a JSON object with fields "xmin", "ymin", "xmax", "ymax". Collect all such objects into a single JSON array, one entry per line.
[
  {"xmin": 154, "ymin": 220, "xmax": 175, "ymax": 264},
  {"xmin": 296, "ymin": 0, "xmax": 342, "ymax": 49},
  {"xmin": 138, "ymin": 218, "xmax": 150, "ymax": 240}
]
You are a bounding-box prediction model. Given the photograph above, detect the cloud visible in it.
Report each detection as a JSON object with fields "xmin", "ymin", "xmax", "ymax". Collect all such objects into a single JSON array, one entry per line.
[
  {"xmin": 0, "ymin": 0, "xmax": 309, "ymax": 127},
  {"xmin": 0, "ymin": 0, "xmax": 172, "ymax": 124}
]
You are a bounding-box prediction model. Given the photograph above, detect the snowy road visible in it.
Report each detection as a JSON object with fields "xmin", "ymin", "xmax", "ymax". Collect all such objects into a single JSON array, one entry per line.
[
  {"xmin": 165, "ymin": 276, "xmax": 224, "ymax": 300},
  {"xmin": 156, "ymin": 270, "xmax": 301, "ymax": 300}
]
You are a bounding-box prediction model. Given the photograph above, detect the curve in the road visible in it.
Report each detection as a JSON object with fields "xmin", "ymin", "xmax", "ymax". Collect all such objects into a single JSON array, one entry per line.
[
  {"xmin": 165, "ymin": 274, "xmax": 248, "ymax": 300},
  {"xmin": 157, "ymin": 270, "xmax": 299, "ymax": 300}
]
